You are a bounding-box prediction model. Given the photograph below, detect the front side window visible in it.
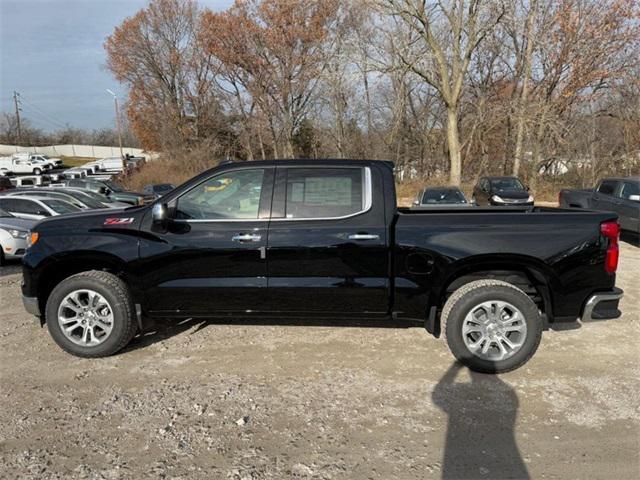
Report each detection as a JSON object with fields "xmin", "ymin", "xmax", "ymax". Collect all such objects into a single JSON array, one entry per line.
[
  {"xmin": 617, "ymin": 181, "xmax": 639, "ymax": 199},
  {"xmin": 597, "ymin": 180, "xmax": 618, "ymax": 196},
  {"xmin": 284, "ymin": 168, "xmax": 365, "ymax": 219},
  {"xmin": 176, "ymin": 169, "xmax": 265, "ymax": 220}
]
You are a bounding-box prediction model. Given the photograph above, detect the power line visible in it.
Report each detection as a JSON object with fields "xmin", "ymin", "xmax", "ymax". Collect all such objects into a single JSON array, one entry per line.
[
  {"xmin": 18, "ymin": 95, "xmax": 69, "ymax": 129},
  {"xmin": 19, "ymin": 103, "xmax": 69, "ymax": 130}
]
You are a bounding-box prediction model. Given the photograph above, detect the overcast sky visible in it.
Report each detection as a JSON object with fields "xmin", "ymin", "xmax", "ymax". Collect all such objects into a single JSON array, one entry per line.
[{"xmin": 0, "ymin": 0, "xmax": 232, "ymax": 132}]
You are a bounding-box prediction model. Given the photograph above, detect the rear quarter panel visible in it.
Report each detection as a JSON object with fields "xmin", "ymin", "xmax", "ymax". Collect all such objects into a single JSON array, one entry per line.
[{"xmin": 394, "ymin": 209, "xmax": 616, "ymax": 321}]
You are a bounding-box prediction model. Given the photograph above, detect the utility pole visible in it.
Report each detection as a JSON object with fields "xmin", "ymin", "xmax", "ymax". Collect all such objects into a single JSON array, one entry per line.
[
  {"xmin": 13, "ymin": 91, "xmax": 22, "ymax": 145},
  {"xmin": 106, "ymin": 89, "xmax": 125, "ymax": 171}
]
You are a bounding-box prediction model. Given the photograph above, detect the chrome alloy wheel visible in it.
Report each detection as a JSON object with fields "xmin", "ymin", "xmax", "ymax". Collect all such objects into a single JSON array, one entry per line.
[
  {"xmin": 57, "ymin": 289, "xmax": 114, "ymax": 346},
  {"xmin": 461, "ymin": 300, "xmax": 528, "ymax": 362}
]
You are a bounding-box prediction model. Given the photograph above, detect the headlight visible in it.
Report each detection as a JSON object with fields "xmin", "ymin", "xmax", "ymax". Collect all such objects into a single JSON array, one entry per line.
[
  {"xmin": 491, "ymin": 195, "xmax": 505, "ymax": 203},
  {"xmin": 527, "ymin": 195, "xmax": 534, "ymax": 203},
  {"xmin": 8, "ymin": 229, "xmax": 28, "ymax": 239}
]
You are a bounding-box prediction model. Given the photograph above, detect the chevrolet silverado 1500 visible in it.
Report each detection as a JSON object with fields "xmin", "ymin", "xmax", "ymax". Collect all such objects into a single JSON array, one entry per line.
[{"xmin": 21, "ymin": 160, "xmax": 624, "ymax": 372}]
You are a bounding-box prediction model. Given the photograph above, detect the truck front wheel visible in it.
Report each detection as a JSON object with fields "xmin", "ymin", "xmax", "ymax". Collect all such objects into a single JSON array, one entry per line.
[
  {"xmin": 441, "ymin": 280, "xmax": 542, "ymax": 373},
  {"xmin": 45, "ymin": 270, "xmax": 137, "ymax": 357}
]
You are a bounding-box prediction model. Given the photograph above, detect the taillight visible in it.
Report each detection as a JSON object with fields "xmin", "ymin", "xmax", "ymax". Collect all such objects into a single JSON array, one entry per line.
[{"xmin": 600, "ymin": 221, "xmax": 620, "ymax": 273}]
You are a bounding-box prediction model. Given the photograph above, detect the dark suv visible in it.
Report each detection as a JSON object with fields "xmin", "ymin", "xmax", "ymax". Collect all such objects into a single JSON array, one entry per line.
[{"xmin": 473, "ymin": 176, "xmax": 534, "ymax": 206}]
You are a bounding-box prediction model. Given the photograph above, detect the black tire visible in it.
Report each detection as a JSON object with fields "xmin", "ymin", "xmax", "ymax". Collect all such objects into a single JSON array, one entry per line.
[
  {"xmin": 0, "ymin": 247, "xmax": 5, "ymax": 266},
  {"xmin": 33, "ymin": 168, "xmax": 42, "ymax": 175},
  {"xmin": 442, "ymin": 279, "xmax": 542, "ymax": 373},
  {"xmin": 45, "ymin": 270, "xmax": 137, "ymax": 357}
]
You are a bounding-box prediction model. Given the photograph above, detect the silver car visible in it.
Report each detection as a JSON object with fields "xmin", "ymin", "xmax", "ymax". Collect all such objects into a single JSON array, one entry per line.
[{"xmin": 0, "ymin": 208, "xmax": 35, "ymax": 264}]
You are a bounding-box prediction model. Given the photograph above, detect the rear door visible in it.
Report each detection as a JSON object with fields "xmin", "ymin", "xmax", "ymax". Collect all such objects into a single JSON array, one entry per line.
[
  {"xmin": 265, "ymin": 165, "xmax": 389, "ymax": 315},
  {"xmin": 139, "ymin": 166, "xmax": 274, "ymax": 315}
]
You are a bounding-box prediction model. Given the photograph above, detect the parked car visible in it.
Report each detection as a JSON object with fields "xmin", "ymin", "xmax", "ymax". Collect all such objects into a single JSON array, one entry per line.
[
  {"xmin": 12, "ymin": 152, "xmax": 63, "ymax": 168},
  {"xmin": 559, "ymin": 177, "xmax": 639, "ymax": 234},
  {"xmin": 0, "ymin": 196, "xmax": 80, "ymax": 220},
  {"xmin": 472, "ymin": 176, "xmax": 534, "ymax": 206},
  {"xmin": 142, "ymin": 183, "xmax": 175, "ymax": 198},
  {"xmin": 22, "ymin": 159, "xmax": 623, "ymax": 373},
  {"xmin": 413, "ymin": 187, "xmax": 473, "ymax": 208},
  {"xmin": 0, "ymin": 157, "xmax": 52, "ymax": 175},
  {"xmin": 0, "ymin": 177, "xmax": 15, "ymax": 192},
  {"xmin": 63, "ymin": 169, "xmax": 87, "ymax": 179},
  {"xmin": 65, "ymin": 178, "xmax": 152, "ymax": 205},
  {"xmin": 63, "ymin": 188, "xmax": 130, "ymax": 208},
  {"xmin": 0, "ymin": 208, "xmax": 35, "ymax": 265},
  {"xmin": 1, "ymin": 189, "xmax": 109, "ymax": 210},
  {"xmin": 0, "ymin": 167, "xmax": 13, "ymax": 176}
]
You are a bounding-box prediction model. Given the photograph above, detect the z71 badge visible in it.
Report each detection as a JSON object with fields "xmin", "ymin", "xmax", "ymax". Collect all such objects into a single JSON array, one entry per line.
[{"xmin": 104, "ymin": 217, "xmax": 134, "ymax": 226}]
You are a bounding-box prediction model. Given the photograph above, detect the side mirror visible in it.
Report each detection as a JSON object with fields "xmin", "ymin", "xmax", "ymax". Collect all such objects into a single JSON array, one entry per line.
[
  {"xmin": 152, "ymin": 203, "xmax": 169, "ymax": 232},
  {"xmin": 628, "ymin": 194, "xmax": 640, "ymax": 202},
  {"xmin": 526, "ymin": 185, "xmax": 530, "ymax": 191}
]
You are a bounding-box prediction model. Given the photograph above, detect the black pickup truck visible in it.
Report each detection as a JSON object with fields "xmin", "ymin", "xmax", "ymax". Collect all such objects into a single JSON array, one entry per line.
[{"xmin": 21, "ymin": 160, "xmax": 623, "ymax": 373}]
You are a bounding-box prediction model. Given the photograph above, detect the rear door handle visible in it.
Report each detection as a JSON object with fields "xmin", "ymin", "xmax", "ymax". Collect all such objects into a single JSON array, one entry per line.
[
  {"xmin": 232, "ymin": 233, "xmax": 262, "ymax": 242},
  {"xmin": 348, "ymin": 233, "xmax": 379, "ymax": 241}
]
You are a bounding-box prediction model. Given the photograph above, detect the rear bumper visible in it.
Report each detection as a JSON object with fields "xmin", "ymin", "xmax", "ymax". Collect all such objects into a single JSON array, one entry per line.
[
  {"xmin": 22, "ymin": 294, "xmax": 41, "ymax": 317},
  {"xmin": 581, "ymin": 288, "xmax": 624, "ymax": 322}
]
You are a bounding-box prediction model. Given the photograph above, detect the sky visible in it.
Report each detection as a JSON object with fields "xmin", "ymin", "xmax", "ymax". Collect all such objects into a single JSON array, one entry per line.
[{"xmin": 0, "ymin": 0, "xmax": 232, "ymax": 132}]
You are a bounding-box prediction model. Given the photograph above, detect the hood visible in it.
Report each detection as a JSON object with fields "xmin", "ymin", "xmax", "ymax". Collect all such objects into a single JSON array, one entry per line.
[
  {"xmin": 493, "ymin": 188, "xmax": 530, "ymax": 199},
  {"xmin": 34, "ymin": 205, "xmax": 148, "ymax": 233},
  {"xmin": 0, "ymin": 216, "xmax": 37, "ymax": 231}
]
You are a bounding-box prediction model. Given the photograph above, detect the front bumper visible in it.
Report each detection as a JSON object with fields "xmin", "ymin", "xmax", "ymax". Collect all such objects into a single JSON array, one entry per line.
[
  {"xmin": 489, "ymin": 200, "xmax": 534, "ymax": 206},
  {"xmin": 22, "ymin": 295, "xmax": 41, "ymax": 317},
  {"xmin": 581, "ymin": 288, "xmax": 624, "ymax": 322}
]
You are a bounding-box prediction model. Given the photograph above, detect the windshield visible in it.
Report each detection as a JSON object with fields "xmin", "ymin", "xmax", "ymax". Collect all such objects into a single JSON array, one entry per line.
[
  {"xmin": 42, "ymin": 199, "xmax": 81, "ymax": 214},
  {"xmin": 104, "ymin": 181, "xmax": 124, "ymax": 192},
  {"xmin": 490, "ymin": 178, "xmax": 525, "ymax": 191},
  {"xmin": 422, "ymin": 188, "xmax": 467, "ymax": 204},
  {"xmin": 154, "ymin": 184, "xmax": 174, "ymax": 193},
  {"xmin": 79, "ymin": 190, "xmax": 114, "ymax": 204},
  {"xmin": 62, "ymin": 192, "xmax": 106, "ymax": 209}
]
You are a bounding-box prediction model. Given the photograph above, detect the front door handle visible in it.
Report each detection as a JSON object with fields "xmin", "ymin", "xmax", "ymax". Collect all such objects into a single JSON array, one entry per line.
[
  {"xmin": 232, "ymin": 233, "xmax": 262, "ymax": 242},
  {"xmin": 348, "ymin": 233, "xmax": 379, "ymax": 241}
]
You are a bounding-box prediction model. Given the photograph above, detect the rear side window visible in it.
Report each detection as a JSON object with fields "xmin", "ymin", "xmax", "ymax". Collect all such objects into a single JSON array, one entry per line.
[
  {"xmin": 597, "ymin": 180, "xmax": 618, "ymax": 196},
  {"xmin": 69, "ymin": 179, "xmax": 85, "ymax": 188},
  {"xmin": 284, "ymin": 168, "xmax": 366, "ymax": 219},
  {"xmin": 2, "ymin": 198, "xmax": 42, "ymax": 215},
  {"xmin": 617, "ymin": 181, "xmax": 639, "ymax": 199}
]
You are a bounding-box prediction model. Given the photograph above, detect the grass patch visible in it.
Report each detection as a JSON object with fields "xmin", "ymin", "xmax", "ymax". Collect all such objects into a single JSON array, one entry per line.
[{"xmin": 59, "ymin": 156, "xmax": 96, "ymax": 168}]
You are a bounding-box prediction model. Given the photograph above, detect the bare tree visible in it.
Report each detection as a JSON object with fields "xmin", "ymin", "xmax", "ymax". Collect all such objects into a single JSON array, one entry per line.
[{"xmin": 380, "ymin": 0, "xmax": 503, "ymax": 184}]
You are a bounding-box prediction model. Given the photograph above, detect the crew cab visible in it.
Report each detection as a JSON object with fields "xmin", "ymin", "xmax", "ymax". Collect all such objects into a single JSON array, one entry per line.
[
  {"xmin": 559, "ymin": 177, "xmax": 639, "ymax": 234},
  {"xmin": 0, "ymin": 157, "xmax": 52, "ymax": 175},
  {"xmin": 21, "ymin": 160, "xmax": 623, "ymax": 373}
]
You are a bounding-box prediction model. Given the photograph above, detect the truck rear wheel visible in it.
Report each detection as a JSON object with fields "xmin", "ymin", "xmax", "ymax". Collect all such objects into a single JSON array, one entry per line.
[
  {"xmin": 45, "ymin": 270, "xmax": 137, "ymax": 357},
  {"xmin": 441, "ymin": 280, "xmax": 542, "ymax": 373}
]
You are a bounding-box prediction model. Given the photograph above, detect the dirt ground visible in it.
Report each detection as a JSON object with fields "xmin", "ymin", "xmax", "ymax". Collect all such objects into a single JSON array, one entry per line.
[{"xmin": 0, "ymin": 241, "xmax": 638, "ymax": 480}]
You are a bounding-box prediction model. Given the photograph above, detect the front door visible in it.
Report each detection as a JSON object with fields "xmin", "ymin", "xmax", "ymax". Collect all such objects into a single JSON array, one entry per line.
[
  {"xmin": 615, "ymin": 181, "xmax": 640, "ymax": 233},
  {"xmin": 139, "ymin": 167, "xmax": 274, "ymax": 315},
  {"xmin": 265, "ymin": 165, "xmax": 390, "ymax": 315}
]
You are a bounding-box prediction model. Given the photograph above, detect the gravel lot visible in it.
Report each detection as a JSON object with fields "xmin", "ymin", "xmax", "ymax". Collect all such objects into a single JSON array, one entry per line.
[{"xmin": 0, "ymin": 241, "xmax": 638, "ymax": 480}]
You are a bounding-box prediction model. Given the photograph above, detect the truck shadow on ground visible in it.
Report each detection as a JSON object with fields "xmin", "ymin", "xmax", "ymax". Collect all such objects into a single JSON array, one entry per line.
[
  {"xmin": 123, "ymin": 316, "xmax": 425, "ymax": 353},
  {"xmin": 620, "ymin": 231, "xmax": 639, "ymax": 247},
  {"xmin": 432, "ymin": 362, "xmax": 530, "ymax": 479}
]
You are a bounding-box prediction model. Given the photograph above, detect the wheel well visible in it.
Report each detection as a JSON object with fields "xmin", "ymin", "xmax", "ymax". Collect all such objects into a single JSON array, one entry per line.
[
  {"xmin": 432, "ymin": 268, "xmax": 551, "ymax": 337},
  {"xmin": 37, "ymin": 261, "xmax": 123, "ymax": 316}
]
